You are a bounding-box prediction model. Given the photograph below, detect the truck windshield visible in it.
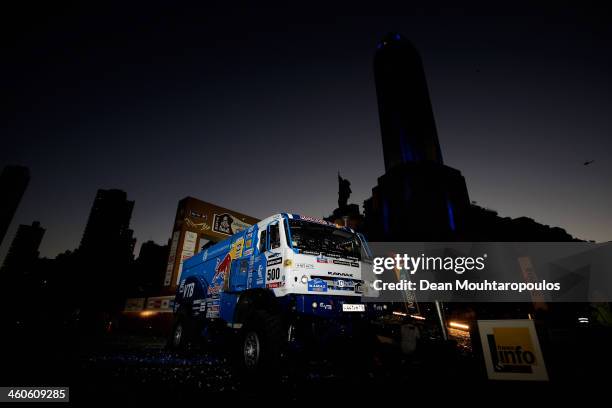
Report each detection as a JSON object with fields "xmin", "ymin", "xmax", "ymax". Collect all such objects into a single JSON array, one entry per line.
[{"xmin": 287, "ymin": 219, "xmax": 362, "ymax": 260}]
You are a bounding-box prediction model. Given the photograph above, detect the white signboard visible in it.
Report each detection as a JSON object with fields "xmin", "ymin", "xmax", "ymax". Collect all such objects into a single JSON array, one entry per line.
[
  {"xmin": 478, "ymin": 319, "xmax": 548, "ymax": 381},
  {"xmin": 163, "ymin": 231, "xmax": 181, "ymax": 286},
  {"xmin": 124, "ymin": 297, "xmax": 145, "ymax": 312},
  {"xmin": 146, "ymin": 295, "xmax": 175, "ymax": 312},
  {"xmin": 176, "ymin": 231, "xmax": 198, "ymax": 284}
]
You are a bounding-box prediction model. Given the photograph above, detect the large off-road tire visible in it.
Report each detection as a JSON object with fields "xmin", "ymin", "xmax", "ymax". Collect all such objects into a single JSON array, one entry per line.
[
  {"xmin": 239, "ymin": 310, "xmax": 284, "ymax": 376},
  {"xmin": 168, "ymin": 311, "xmax": 194, "ymax": 351}
]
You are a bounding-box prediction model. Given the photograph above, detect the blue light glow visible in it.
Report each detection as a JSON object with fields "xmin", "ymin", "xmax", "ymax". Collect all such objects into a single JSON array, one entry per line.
[
  {"xmin": 446, "ymin": 199, "xmax": 456, "ymax": 232},
  {"xmin": 399, "ymin": 130, "xmax": 415, "ymax": 162}
]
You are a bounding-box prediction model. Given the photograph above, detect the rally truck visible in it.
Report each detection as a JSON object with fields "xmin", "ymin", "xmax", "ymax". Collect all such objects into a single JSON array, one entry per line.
[{"xmin": 170, "ymin": 213, "xmax": 387, "ymax": 373}]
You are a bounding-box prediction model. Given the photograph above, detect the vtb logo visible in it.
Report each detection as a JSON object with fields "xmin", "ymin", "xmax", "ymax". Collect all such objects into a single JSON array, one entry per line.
[{"xmin": 486, "ymin": 327, "xmax": 538, "ymax": 373}]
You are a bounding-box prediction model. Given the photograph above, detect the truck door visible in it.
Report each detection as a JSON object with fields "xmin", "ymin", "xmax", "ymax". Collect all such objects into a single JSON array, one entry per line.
[
  {"xmin": 264, "ymin": 221, "xmax": 283, "ymax": 289},
  {"xmin": 249, "ymin": 226, "xmax": 267, "ymax": 288},
  {"xmin": 228, "ymin": 258, "xmax": 249, "ymax": 292}
]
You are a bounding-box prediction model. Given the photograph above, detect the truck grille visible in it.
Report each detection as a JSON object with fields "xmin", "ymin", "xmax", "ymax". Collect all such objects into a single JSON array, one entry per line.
[{"xmin": 312, "ymin": 276, "xmax": 362, "ymax": 292}]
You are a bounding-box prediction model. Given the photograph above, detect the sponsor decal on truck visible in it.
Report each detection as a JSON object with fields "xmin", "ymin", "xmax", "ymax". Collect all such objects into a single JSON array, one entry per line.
[{"xmin": 308, "ymin": 278, "xmax": 328, "ymax": 292}]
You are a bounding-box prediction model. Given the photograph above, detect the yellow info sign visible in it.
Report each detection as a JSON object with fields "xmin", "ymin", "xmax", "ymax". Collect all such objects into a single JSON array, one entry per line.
[{"xmin": 477, "ymin": 319, "xmax": 548, "ymax": 381}]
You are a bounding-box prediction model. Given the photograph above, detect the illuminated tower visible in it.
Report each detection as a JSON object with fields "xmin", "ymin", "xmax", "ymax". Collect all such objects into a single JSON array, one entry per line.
[
  {"xmin": 364, "ymin": 34, "xmax": 470, "ymax": 241},
  {"xmin": 374, "ymin": 33, "xmax": 443, "ymax": 170}
]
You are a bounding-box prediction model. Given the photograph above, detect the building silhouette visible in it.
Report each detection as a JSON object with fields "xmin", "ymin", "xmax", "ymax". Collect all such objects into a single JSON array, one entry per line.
[
  {"xmin": 130, "ymin": 240, "xmax": 169, "ymax": 296},
  {"xmin": 79, "ymin": 189, "xmax": 136, "ymax": 261},
  {"xmin": 361, "ymin": 33, "xmax": 578, "ymax": 242},
  {"xmin": 364, "ymin": 33, "xmax": 471, "ymax": 241},
  {"xmin": 356, "ymin": 33, "xmax": 581, "ymax": 340},
  {"xmin": 0, "ymin": 165, "xmax": 30, "ymax": 247},
  {"xmin": 1, "ymin": 221, "xmax": 45, "ymax": 274},
  {"xmin": 374, "ymin": 33, "xmax": 443, "ymax": 169}
]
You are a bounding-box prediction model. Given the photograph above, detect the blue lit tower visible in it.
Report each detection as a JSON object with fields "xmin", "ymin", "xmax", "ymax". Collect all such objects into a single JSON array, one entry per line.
[
  {"xmin": 364, "ymin": 33, "xmax": 470, "ymax": 241},
  {"xmin": 374, "ymin": 33, "xmax": 443, "ymax": 170}
]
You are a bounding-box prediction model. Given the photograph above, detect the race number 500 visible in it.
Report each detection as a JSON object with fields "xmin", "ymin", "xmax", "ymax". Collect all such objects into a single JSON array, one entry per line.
[{"xmin": 266, "ymin": 267, "xmax": 280, "ymax": 281}]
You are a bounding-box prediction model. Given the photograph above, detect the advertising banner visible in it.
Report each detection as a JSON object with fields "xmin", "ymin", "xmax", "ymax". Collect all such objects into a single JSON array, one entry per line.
[
  {"xmin": 477, "ymin": 320, "xmax": 548, "ymax": 381},
  {"xmin": 176, "ymin": 231, "xmax": 198, "ymax": 284},
  {"xmin": 163, "ymin": 231, "xmax": 181, "ymax": 286},
  {"xmin": 212, "ymin": 213, "xmax": 251, "ymax": 236},
  {"xmin": 145, "ymin": 296, "xmax": 175, "ymax": 312},
  {"xmin": 124, "ymin": 297, "xmax": 145, "ymax": 312}
]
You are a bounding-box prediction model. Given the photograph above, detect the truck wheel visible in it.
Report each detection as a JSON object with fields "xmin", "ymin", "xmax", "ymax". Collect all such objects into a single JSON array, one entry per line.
[
  {"xmin": 169, "ymin": 313, "xmax": 192, "ymax": 351},
  {"xmin": 240, "ymin": 310, "xmax": 283, "ymax": 375}
]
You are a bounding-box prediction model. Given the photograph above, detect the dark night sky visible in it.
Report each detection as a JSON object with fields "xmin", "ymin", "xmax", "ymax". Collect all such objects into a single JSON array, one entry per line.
[{"xmin": 1, "ymin": 1, "xmax": 611, "ymax": 260}]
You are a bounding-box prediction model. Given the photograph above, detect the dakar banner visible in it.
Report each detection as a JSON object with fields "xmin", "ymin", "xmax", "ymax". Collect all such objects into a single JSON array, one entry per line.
[{"xmin": 212, "ymin": 213, "xmax": 252, "ymax": 236}]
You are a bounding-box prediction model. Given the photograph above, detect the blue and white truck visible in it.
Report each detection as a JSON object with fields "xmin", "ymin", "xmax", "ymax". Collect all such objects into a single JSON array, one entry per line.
[{"xmin": 170, "ymin": 213, "xmax": 386, "ymax": 372}]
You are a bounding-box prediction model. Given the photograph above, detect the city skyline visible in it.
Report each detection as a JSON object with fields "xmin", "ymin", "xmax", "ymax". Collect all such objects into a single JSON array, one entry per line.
[{"xmin": 2, "ymin": 2, "xmax": 611, "ymax": 260}]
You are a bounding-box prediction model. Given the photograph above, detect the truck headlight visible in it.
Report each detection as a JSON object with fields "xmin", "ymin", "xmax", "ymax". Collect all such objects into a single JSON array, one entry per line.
[{"xmin": 301, "ymin": 275, "xmax": 308, "ymax": 284}]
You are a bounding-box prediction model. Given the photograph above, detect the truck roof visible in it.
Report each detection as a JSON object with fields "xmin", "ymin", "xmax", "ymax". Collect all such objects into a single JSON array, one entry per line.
[
  {"xmin": 284, "ymin": 213, "xmax": 355, "ymax": 233},
  {"xmin": 180, "ymin": 213, "xmax": 360, "ymax": 276}
]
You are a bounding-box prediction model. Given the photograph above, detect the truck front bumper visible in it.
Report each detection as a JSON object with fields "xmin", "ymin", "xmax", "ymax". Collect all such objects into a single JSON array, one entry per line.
[{"xmin": 281, "ymin": 293, "xmax": 388, "ymax": 319}]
